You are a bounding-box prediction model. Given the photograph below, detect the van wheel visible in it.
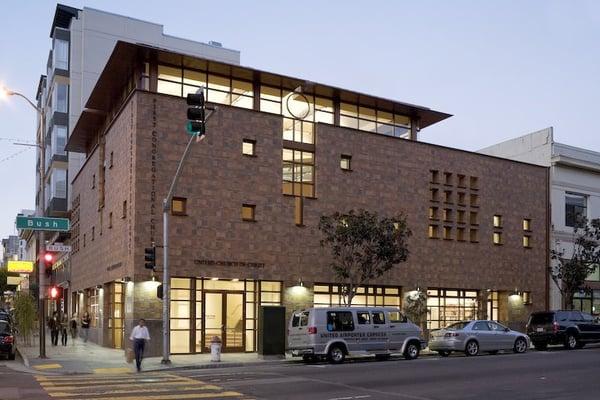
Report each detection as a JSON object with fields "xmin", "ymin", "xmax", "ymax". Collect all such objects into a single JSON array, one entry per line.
[
  {"xmin": 375, "ymin": 354, "xmax": 391, "ymax": 361},
  {"xmin": 327, "ymin": 345, "xmax": 345, "ymax": 364},
  {"xmin": 465, "ymin": 340, "xmax": 479, "ymax": 356},
  {"xmin": 404, "ymin": 342, "xmax": 420, "ymax": 360},
  {"xmin": 438, "ymin": 351, "xmax": 451, "ymax": 357},
  {"xmin": 564, "ymin": 333, "xmax": 578, "ymax": 350},
  {"xmin": 514, "ymin": 337, "xmax": 528, "ymax": 354}
]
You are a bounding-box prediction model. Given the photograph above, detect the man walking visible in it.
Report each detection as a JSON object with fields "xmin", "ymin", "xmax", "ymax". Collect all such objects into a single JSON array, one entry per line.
[
  {"xmin": 48, "ymin": 312, "xmax": 59, "ymax": 346},
  {"xmin": 81, "ymin": 312, "xmax": 90, "ymax": 342},
  {"xmin": 129, "ymin": 319, "xmax": 150, "ymax": 372}
]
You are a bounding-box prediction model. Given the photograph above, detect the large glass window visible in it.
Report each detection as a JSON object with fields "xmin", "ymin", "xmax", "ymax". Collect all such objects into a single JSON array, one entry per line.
[
  {"xmin": 313, "ymin": 284, "xmax": 401, "ymax": 307},
  {"xmin": 340, "ymin": 102, "xmax": 410, "ymax": 137},
  {"xmin": 427, "ymin": 289, "xmax": 478, "ymax": 330},
  {"xmin": 53, "ymin": 125, "xmax": 67, "ymax": 156},
  {"xmin": 54, "ymin": 84, "xmax": 68, "ymax": 113},
  {"xmin": 88, "ymin": 288, "xmax": 99, "ymax": 328},
  {"xmin": 283, "ymin": 118, "xmax": 314, "ymax": 144},
  {"xmin": 50, "ymin": 168, "xmax": 67, "ymax": 199},
  {"xmin": 282, "ymin": 148, "xmax": 314, "ymax": 197},
  {"xmin": 566, "ymin": 193, "xmax": 587, "ymax": 227},
  {"xmin": 53, "ymin": 39, "xmax": 69, "ymax": 70},
  {"xmin": 107, "ymin": 282, "xmax": 124, "ymax": 349},
  {"xmin": 170, "ymin": 278, "xmax": 191, "ymax": 354}
]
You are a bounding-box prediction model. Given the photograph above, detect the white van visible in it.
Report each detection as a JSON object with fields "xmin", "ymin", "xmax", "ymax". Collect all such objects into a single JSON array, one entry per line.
[{"xmin": 287, "ymin": 307, "xmax": 426, "ymax": 364}]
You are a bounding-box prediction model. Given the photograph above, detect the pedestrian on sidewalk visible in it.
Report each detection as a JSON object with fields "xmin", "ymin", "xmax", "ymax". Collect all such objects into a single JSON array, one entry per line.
[
  {"xmin": 81, "ymin": 312, "xmax": 90, "ymax": 342},
  {"xmin": 60, "ymin": 313, "xmax": 68, "ymax": 346},
  {"xmin": 129, "ymin": 318, "xmax": 150, "ymax": 372},
  {"xmin": 48, "ymin": 311, "xmax": 59, "ymax": 346},
  {"xmin": 69, "ymin": 313, "xmax": 78, "ymax": 340}
]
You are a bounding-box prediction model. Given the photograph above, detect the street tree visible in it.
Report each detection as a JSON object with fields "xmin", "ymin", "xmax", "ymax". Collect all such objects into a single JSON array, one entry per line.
[
  {"xmin": 319, "ymin": 209, "xmax": 411, "ymax": 306},
  {"xmin": 550, "ymin": 217, "xmax": 600, "ymax": 309},
  {"xmin": 13, "ymin": 292, "xmax": 36, "ymax": 346}
]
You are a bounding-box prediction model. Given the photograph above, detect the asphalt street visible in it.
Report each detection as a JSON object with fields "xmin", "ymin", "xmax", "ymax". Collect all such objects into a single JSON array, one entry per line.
[
  {"xmin": 1, "ymin": 346, "xmax": 599, "ymax": 399},
  {"xmin": 176, "ymin": 346, "xmax": 600, "ymax": 400}
]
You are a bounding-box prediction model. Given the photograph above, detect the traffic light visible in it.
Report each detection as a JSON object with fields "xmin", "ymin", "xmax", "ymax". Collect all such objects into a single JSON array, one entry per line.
[
  {"xmin": 48, "ymin": 286, "xmax": 62, "ymax": 300},
  {"xmin": 144, "ymin": 246, "xmax": 156, "ymax": 270},
  {"xmin": 43, "ymin": 252, "xmax": 54, "ymax": 267},
  {"xmin": 186, "ymin": 92, "xmax": 205, "ymax": 136}
]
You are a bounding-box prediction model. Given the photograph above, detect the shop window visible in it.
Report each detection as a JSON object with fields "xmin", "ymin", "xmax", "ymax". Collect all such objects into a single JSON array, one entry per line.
[
  {"xmin": 493, "ymin": 215, "xmax": 502, "ymax": 228},
  {"xmin": 242, "ymin": 139, "xmax": 256, "ymax": 156},
  {"xmin": 523, "ymin": 218, "xmax": 531, "ymax": 231},
  {"xmin": 242, "ymin": 204, "xmax": 256, "ymax": 221},
  {"xmin": 314, "ymin": 283, "xmax": 401, "ymax": 307},
  {"xmin": 171, "ymin": 197, "xmax": 187, "ymax": 216},
  {"xmin": 523, "ymin": 235, "xmax": 531, "ymax": 248},
  {"xmin": 493, "ymin": 232, "xmax": 503, "ymax": 245},
  {"xmin": 426, "ymin": 288, "xmax": 478, "ymax": 330},
  {"xmin": 340, "ymin": 154, "xmax": 352, "ymax": 171}
]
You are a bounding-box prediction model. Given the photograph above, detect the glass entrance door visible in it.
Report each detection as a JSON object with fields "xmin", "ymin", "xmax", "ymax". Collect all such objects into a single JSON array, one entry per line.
[{"xmin": 203, "ymin": 292, "xmax": 244, "ymax": 352}]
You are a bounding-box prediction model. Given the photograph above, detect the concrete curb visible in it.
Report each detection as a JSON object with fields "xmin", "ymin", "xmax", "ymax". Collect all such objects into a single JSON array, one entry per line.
[{"xmin": 16, "ymin": 347, "xmax": 30, "ymax": 368}]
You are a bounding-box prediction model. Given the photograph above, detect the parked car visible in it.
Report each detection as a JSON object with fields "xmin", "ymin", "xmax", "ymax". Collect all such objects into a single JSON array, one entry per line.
[
  {"xmin": 429, "ymin": 320, "xmax": 530, "ymax": 357},
  {"xmin": 0, "ymin": 320, "xmax": 16, "ymax": 360},
  {"xmin": 526, "ymin": 310, "xmax": 600, "ymax": 350},
  {"xmin": 287, "ymin": 307, "xmax": 426, "ymax": 364}
]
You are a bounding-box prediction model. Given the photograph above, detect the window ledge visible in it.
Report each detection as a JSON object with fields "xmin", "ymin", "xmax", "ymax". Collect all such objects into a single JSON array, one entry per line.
[
  {"xmin": 172, "ymin": 213, "xmax": 188, "ymax": 217},
  {"xmin": 341, "ymin": 168, "xmax": 353, "ymax": 172},
  {"xmin": 242, "ymin": 153, "xmax": 257, "ymax": 158},
  {"xmin": 242, "ymin": 218, "xmax": 257, "ymax": 223}
]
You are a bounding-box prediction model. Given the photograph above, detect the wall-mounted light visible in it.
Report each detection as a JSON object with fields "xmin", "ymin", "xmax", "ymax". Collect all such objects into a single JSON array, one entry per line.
[{"xmin": 297, "ymin": 278, "xmax": 304, "ymax": 288}]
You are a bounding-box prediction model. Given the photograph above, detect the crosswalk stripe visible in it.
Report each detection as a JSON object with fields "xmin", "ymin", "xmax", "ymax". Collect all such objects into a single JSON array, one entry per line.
[
  {"xmin": 33, "ymin": 363, "xmax": 63, "ymax": 370},
  {"xmin": 93, "ymin": 367, "xmax": 133, "ymax": 374},
  {"xmin": 36, "ymin": 372, "xmax": 245, "ymax": 400},
  {"xmin": 47, "ymin": 384, "xmax": 223, "ymax": 397}
]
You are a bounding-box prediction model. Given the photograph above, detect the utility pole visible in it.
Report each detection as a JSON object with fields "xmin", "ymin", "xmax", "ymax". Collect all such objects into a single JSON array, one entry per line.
[
  {"xmin": 2, "ymin": 87, "xmax": 47, "ymax": 358},
  {"xmin": 161, "ymin": 91, "xmax": 214, "ymax": 364}
]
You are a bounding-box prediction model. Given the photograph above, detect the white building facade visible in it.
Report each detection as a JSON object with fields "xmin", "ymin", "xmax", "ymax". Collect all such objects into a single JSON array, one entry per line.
[{"xmin": 480, "ymin": 127, "xmax": 600, "ymax": 312}]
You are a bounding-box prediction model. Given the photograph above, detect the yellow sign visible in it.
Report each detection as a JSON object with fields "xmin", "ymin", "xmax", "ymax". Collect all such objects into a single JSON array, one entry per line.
[{"xmin": 7, "ymin": 260, "xmax": 34, "ymax": 274}]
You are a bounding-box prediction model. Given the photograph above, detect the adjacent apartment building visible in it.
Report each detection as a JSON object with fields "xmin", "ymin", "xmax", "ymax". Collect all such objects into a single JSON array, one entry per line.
[
  {"xmin": 64, "ymin": 40, "xmax": 549, "ymax": 355},
  {"xmin": 480, "ymin": 127, "xmax": 600, "ymax": 313},
  {"xmin": 27, "ymin": 4, "xmax": 239, "ymax": 303}
]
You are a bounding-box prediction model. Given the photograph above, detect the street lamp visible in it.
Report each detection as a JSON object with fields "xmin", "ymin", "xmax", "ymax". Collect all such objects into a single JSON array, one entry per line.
[{"xmin": 2, "ymin": 86, "xmax": 48, "ymax": 359}]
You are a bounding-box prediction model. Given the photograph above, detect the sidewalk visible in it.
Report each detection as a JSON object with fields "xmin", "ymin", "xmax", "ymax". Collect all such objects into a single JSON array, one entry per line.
[{"xmin": 17, "ymin": 336, "xmax": 288, "ymax": 375}]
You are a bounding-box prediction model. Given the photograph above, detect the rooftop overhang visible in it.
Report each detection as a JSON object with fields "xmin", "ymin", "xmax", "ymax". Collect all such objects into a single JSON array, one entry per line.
[
  {"xmin": 67, "ymin": 40, "xmax": 452, "ymax": 153},
  {"xmin": 50, "ymin": 4, "xmax": 79, "ymax": 37}
]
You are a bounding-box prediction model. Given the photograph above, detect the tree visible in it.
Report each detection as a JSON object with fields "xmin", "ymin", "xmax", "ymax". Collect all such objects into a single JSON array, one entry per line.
[
  {"xmin": 319, "ymin": 209, "xmax": 411, "ymax": 306},
  {"xmin": 550, "ymin": 218, "xmax": 600, "ymax": 310},
  {"xmin": 403, "ymin": 289, "xmax": 427, "ymax": 330},
  {"xmin": 13, "ymin": 292, "xmax": 37, "ymax": 346}
]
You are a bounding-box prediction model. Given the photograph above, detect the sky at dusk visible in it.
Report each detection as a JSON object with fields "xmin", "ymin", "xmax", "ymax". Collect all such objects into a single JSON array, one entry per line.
[{"xmin": 0, "ymin": 0, "xmax": 599, "ymax": 242}]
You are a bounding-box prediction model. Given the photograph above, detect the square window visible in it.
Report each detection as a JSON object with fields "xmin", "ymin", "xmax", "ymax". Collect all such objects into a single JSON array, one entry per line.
[
  {"xmin": 457, "ymin": 227, "xmax": 466, "ymax": 241},
  {"xmin": 340, "ymin": 154, "xmax": 352, "ymax": 170},
  {"xmin": 523, "ymin": 218, "xmax": 531, "ymax": 231},
  {"xmin": 493, "ymin": 232, "xmax": 503, "ymax": 245},
  {"xmin": 430, "ymin": 170, "xmax": 439, "ymax": 184},
  {"xmin": 470, "ymin": 229, "xmax": 478, "ymax": 243},
  {"xmin": 470, "ymin": 194, "xmax": 479, "ymax": 207},
  {"xmin": 430, "ymin": 188, "xmax": 439, "ymax": 202},
  {"xmin": 444, "ymin": 190, "xmax": 452, "ymax": 204},
  {"xmin": 443, "ymin": 209, "xmax": 452, "ymax": 222},
  {"xmin": 523, "ymin": 235, "xmax": 531, "ymax": 248},
  {"xmin": 457, "ymin": 174, "xmax": 466, "ymax": 188},
  {"xmin": 457, "ymin": 192, "xmax": 466, "ymax": 205},
  {"xmin": 457, "ymin": 210, "xmax": 466, "ymax": 224},
  {"xmin": 444, "ymin": 172, "xmax": 453, "ymax": 185},
  {"xmin": 493, "ymin": 215, "xmax": 502, "ymax": 228},
  {"xmin": 565, "ymin": 193, "xmax": 587, "ymax": 227},
  {"xmin": 172, "ymin": 197, "xmax": 187, "ymax": 216},
  {"xmin": 470, "ymin": 212, "xmax": 478, "ymax": 225},
  {"xmin": 242, "ymin": 139, "xmax": 256, "ymax": 156},
  {"xmin": 470, "ymin": 176, "xmax": 479, "ymax": 190},
  {"xmin": 242, "ymin": 204, "xmax": 256, "ymax": 221}
]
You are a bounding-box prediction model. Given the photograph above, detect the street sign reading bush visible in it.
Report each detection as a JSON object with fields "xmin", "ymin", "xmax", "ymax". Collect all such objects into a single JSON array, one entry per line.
[{"xmin": 16, "ymin": 216, "xmax": 70, "ymax": 232}]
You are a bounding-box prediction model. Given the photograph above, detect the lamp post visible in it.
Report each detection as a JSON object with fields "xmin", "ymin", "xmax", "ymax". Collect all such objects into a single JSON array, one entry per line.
[{"xmin": 2, "ymin": 86, "xmax": 48, "ymax": 358}]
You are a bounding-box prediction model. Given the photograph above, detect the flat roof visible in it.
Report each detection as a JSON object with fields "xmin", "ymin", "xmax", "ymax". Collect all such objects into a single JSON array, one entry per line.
[
  {"xmin": 50, "ymin": 4, "xmax": 79, "ymax": 37},
  {"xmin": 68, "ymin": 41, "xmax": 452, "ymax": 152}
]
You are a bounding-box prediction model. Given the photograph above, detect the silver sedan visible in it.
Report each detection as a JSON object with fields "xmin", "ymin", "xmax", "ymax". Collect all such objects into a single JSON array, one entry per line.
[{"xmin": 428, "ymin": 320, "xmax": 530, "ymax": 357}]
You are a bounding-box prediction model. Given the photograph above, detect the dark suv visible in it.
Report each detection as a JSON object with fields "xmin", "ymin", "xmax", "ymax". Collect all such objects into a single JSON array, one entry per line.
[{"xmin": 526, "ymin": 310, "xmax": 600, "ymax": 350}]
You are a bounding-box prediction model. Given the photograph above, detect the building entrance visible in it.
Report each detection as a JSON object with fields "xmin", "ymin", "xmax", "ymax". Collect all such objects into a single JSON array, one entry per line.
[{"xmin": 203, "ymin": 291, "xmax": 244, "ymax": 352}]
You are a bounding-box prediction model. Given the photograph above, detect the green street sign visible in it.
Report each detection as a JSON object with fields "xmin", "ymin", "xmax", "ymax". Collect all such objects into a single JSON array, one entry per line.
[{"xmin": 16, "ymin": 216, "xmax": 70, "ymax": 232}]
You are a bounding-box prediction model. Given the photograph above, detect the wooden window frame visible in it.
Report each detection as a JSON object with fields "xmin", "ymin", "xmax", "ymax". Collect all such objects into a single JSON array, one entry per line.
[
  {"xmin": 171, "ymin": 197, "xmax": 188, "ymax": 216},
  {"xmin": 242, "ymin": 204, "xmax": 256, "ymax": 222}
]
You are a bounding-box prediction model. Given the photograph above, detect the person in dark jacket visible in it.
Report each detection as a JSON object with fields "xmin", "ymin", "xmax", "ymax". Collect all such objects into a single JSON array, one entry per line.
[
  {"xmin": 69, "ymin": 313, "xmax": 78, "ymax": 340},
  {"xmin": 81, "ymin": 312, "xmax": 91, "ymax": 342},
  {"xmin": 60, "ymin": 313, "xmax": 68, "ymax": 346},
  {"xmin": 48, "ymin": 312, "xmax": 59, "ymax": 346}
]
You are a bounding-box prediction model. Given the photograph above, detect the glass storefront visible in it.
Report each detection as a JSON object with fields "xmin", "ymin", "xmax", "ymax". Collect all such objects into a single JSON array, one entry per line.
[
  {"xmin": 573, "ymin": 290, "xmax": 600, "ymax": 315},
  {"xmin": 169, "ymin": 278, "xmax": 282, "ymax": 354},
  {"xmin": 427, "ymin": 288, "xmax": 478, "ymax": 330},
  {"xmin": 107, "ymin": 282, "xmax": 124, "ymax": 349},
  {"xmin": 313, "ymin": 284, "xmax": 402, "ymax": 307}
]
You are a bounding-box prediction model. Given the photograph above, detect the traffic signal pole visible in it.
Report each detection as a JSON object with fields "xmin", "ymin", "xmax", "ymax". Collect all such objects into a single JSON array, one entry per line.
[{"xmin": 161, "ymin": 94, "xmax": 215, "ymax": 364}]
